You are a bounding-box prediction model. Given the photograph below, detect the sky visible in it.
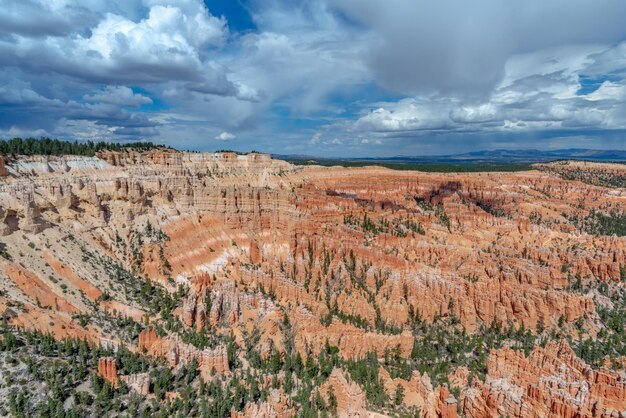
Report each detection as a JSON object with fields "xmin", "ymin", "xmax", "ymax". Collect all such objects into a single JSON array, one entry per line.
[{"xmin": 1, "ymin": 0, "xmax": 626, "ymax": 157}]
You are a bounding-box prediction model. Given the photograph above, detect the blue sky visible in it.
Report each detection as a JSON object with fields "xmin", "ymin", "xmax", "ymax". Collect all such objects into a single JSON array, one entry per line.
[
  {"xmin": 204, "ymin": 0, "xmax": 255, "ymax": 32},
  {"xmin": 1, "ymin": 0, "xmax": 626, "ymax": 156}
]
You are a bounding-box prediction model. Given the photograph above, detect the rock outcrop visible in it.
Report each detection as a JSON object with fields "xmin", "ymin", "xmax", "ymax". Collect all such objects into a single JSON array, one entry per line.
[
  {"xmin": 121, "ymin": 373, "xmax": 150, "ymax": 395},
  {"xmin": 231, "ymin": 389, "xmax": 296, "ymax": 418},
  {"xmin": 463, "ymin": 340, "xmax": 626, "ymax": 418},
  {"xmin": 0, "ymin": 156, "xmax": 7, "ymax": 177},
  {"xmin": 98, "ymin": 357, "xmax": 119, "ymax": 386},
  {"xmin": 139, "ymin": 328, "xmax": 229, "ymax": 378},
  {"xmin": 319, "ymin": 368, "xmax": 369, "ymax": 416}
]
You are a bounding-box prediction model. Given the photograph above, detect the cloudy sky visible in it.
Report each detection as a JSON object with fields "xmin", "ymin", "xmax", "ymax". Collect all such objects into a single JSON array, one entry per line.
[{"xmin": 1, "ymin": 0, "xmax": 626, "ymax": 156}]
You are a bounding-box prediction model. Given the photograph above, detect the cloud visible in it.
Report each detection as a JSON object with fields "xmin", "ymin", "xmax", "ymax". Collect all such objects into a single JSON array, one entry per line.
[
  {"xmin": 2, "ymin": 0, "xmax": 626, "ymax": 156},
  {"xmin": 0, "ymin": 0, "xmax": 250, "ymax": 142},
  {"xmin": 0, "ymin": 82, "xmax": 63, "ymax": 106},
  {"xmin": 0, "ymin": 0, "xmax": 228, "ymax": 86},
  {"xmin": 330, "ymin": 0, "xmax": 626, "ymax": 97},
  {"xmin": 230, "ymin": 3, "xmax": 370, "ymax": 115},
  {"xmin": 184, "ymin": 63, "xmax": 260, "ymax": 102},
  {"xmin": 354, "ymin": 99, "xmax": 455, "ymax": 132},
  {"xmin": 351, "ymin": 41, "xmax": 626, "ymax": 138},
  {"xmin": 0, "ymin": 74, "xmax": 160, "ymax": 140},
  {"xmin": 310, "ymin": 134, "xmax": 343, "ymax": 145},
  {"xmin": 357, "ymin": 138, "xmax": 381, "ymax": 145},
  {"xmin": 309, "ymin": 133, "xmax": 322, "ymax": 144},
  {"xmin": 586, "ymin": 81, "xmax": 626, "ymax": 102},
  {"xmin": 83, "ymin": 86, "xmax": 153, "ymax": 107},
  {"xmin": 0, "ymin": 0, "xmax": 133, "ymax": 38},
  {"xmin": 215, "ymin": 131, "xmax": 235, "ymax": 141}
]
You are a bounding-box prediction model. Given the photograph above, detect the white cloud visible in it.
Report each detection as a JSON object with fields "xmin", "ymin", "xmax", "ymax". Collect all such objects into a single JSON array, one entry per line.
[
  {"xmin": 586, "ymin": 81, "xmax": 626, "ymax": 102},
  {"xmin": 351, "ymin": 41, "xmax": 626, "ymax": 136},
  {"xmin": 0, "ymin": 82, "xmax": 62, "ymax": 106},
  {"xmin": 309, "ymin": 133, "xmax": 322, "ymax": 144},
  {"xmin": 306, "ymin": 132, "xmax": 345, "ymax": 145},
  {"xmin": 353, "ymin": 99, "xmax": 455, "ymax": 132},
  {"xmin": 83, "ymin": 86, "xmax": 152, "ymax": 107},
  {"xmin": 0, "ymin": 0, "xmax": 140, "ymax": 38},
  {"xmin": 228, "ymin": 4, "xmax": 370, "ymax": 115},
  {"xmin": 0, "ymin": 0, "xmax": 228, "ymax": 85},
  {"xmin": 0, "ymin": 126, "xmax": 50, "ymax": 138},
  {"xmin": 357, "ymin": 138, "xmax": 381, "ymax": 145},
  {"xmin": 0, "ymin": 0, "xmax": 256, "ymax": 141},
  {"xmin": 215, "ymin": 131, "xmax": 235, "ymax": 141}
]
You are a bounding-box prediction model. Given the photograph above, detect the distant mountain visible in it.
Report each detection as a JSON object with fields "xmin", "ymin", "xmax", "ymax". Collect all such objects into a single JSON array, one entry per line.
[{"xmin": 276, "ymin": 148, "xmax": 626, "ymax": 164}]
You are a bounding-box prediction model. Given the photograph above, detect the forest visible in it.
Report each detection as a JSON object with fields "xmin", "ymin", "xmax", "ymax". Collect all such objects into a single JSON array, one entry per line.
[{"xmin": 0, "ymin": 138, "xmax": 164, "ymax": 157}]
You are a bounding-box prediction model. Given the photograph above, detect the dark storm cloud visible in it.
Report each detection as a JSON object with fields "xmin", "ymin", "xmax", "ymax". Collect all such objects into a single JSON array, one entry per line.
[
  {"xmin": 0, "ymin": 77, "xmax": 160, "ymax": 139},
  {"xmin": 329, "ymin": 0, "xmax": 626, "ymax": 97}
]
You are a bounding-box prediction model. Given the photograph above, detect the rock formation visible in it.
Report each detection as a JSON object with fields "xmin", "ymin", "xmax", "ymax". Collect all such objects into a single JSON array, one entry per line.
[
  {"xmin": 139, "ymin": 328, "xmax": 229, "ymax": 379},
  {"xmin": 231, "ymin": 389, "xmax": 296, "ymax": 418},
  {"xmin": 463, "ymin": 340, "xmax": 626, "ymax": 417},
  {"xmin": 0, "ymin": 156, "xmax": 7, "ymax": 177},
  {"xmin": 319, "ymin": 368, "xmax": 369, "ymax": 416},
  {"xmin": 121, "ymin": 373, "xmax": 150, "ymax": 395},
  {"xmin": 1, "ymin": 151, "xmax": 626, "ymax": 417},
  {"xmin": 98, "ymin": 357, "xmax": 119, "ymax": 386}
]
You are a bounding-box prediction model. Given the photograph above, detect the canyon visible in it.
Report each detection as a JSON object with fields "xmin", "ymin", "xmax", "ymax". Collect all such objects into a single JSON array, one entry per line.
[{"xmin": 0, "ymin": 149, "xmax": 625, "ymax": 417}]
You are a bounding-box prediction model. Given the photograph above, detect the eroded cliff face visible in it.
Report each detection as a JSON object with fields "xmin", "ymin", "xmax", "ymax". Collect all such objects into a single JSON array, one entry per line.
[
  {"xmin": 0, "ymin": 156, "xmax": 7, "ymax": 177},
  {"xmin": 463, "ymin": 340, "xmax": 626, "ymax": 417},
  {"xmin": 138, "ymin": 327, "xmax": 230, "ymax": 379},
  {"xmin": 1, "ymin": 150, "xmax": 625, "ymax": 417}
]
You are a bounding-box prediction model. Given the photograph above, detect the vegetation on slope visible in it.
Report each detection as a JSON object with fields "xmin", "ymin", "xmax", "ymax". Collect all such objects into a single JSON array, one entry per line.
[
  {"xmin": 568, "ymin": 209, "xmax": 626, "ymax": 237},
  {"xmin": 538, "ymin": 161, "xmax": 626, "ymax": 188},
  {"xmin": 0, "ymin": 137, "xmax": 165, "ymax": 157}
]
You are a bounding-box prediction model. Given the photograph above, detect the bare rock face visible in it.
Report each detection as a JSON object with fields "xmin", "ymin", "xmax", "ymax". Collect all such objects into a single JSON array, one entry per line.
[
  {"xmin": 18, "ymin": 190, "xmax": 45, "ymax": 233},
  {"xmin": 4, "ymin": 263, "xmax": 79, "ymax": 313},
  {"xmin": 0, "ymin": 157, "xmax": 7, "ymax": 177},
  {"xmin": 249, "ymin": 238, "xmax": 261, "ymax": 264},
  {"xmin": 319, "ymin": 368, "xmax": 369, "ymax": 416},
  {"xmin": 139, "ymin": 328, "xmax": 229, "ymax": 378},
  {"xmin": 379, "ymin": 367, "xmax": 459, "ymax": 418},
  {"xmin": 138, "ymin": 328, "xmax": 159, "ymax": 351},
  {"xmin": 49, "ymin": 183, "xmax": 77, "ymax": 214},
  {"xmin": 121, "ymin": 373, "xmax": 150, "ymax": 395},
  {"xmin": 292, "ymin": 307, "xmax": 414, "ymax": 359},
  {"xmin": 98, "ymin": 357, "xmax": 119, "ymax": 386},
  {"xmin": 437, "ymin": 386, "xmax": 459, "ymax": 418},
  {"xmin": 0, "ymin": 207, "xmax": 11, "ymax": 236},
  {"xmin": 231, "ymin": 389, "xmax": 296, "ymax": 418},
  {"xmin": 462, "ymin": 340, "xmax": 626, "ymax": 418}
]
